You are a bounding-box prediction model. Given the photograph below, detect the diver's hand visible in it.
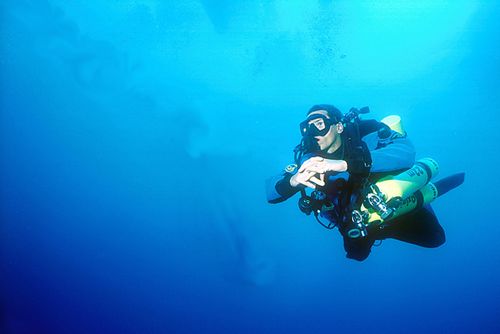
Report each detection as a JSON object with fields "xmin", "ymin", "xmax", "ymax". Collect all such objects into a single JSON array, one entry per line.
[
  {"xmin": 289, "ymin": 157, "xmax": 326, "ymax": 189},
  {"xmin": 290, "ymin": 169, "xmax": 325, "ymax": 189},
  {"xmin": 298, "ymin": 156, "xmax": 348, "ymax": 175},
  {"xmin": 290, "ymin": 157, "xmax": 348, "ymax": 189}
]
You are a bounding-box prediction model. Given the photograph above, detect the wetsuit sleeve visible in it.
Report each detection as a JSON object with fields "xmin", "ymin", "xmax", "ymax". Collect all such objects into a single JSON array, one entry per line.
[
  {"xmin": 266, "ymin": 170, "xmax": 302, "ymax": 204},
  {"xmin": 365, "ymin": 131, "xmax": 416, "ymax": 172}
]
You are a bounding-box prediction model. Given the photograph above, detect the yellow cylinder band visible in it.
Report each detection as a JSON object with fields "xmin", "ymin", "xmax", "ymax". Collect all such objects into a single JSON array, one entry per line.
[{"xmin": 381, "ymin": 115, "xmax": 404, "ymax": 135}]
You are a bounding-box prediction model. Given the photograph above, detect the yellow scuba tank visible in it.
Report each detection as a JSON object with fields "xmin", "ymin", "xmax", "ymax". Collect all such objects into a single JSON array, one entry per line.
[
  {"xmin": 386, "ymin": 182, "xmax": 438, "ymax": 218},
  {"xmin": 371, "ymin": 158, "xmax": 438, "ymax": 203},
  {"xmin": 359, "ymin": 158, "xmax": 439, "ymax": 225},
  {"xmin": 364, "ymin": 181, "xmax": 439, "ymax": 224},
  {"xmin": 365, "ymin": 171, "xmax": 466, "ymax": 226}
]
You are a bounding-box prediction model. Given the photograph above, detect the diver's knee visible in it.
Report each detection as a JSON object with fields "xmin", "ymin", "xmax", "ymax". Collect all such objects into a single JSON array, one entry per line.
[
  {"xmin": 425, "ymin": 231, "xmax": 446, "ymax": 248},
  {"xmin": 344, "ymin": 238, "xmax": 373, "ymax": 261},
  {"xmin": 346, "ymin": 251, "xmax": 371, "ymax": 261}
]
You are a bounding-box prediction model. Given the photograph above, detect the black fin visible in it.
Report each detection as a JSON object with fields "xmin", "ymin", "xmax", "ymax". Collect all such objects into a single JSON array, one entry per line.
[{"xmin": 434, "ymin": 173, "xmax": 465, "ymax": 196}]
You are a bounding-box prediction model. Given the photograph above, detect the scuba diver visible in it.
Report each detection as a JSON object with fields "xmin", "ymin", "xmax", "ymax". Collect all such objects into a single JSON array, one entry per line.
[{"xmin": 266, "ymin": 104, "xmax": 464, "ymax": 261}]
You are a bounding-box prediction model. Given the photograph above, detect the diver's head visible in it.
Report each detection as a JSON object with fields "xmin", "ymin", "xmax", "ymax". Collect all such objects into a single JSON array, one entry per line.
[{"xmin": 300, "ymin": 104, "xmax": 344, "ymax": 153}]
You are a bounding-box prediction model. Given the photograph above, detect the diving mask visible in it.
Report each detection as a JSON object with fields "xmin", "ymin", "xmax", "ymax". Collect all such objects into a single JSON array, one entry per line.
[{"xmin": 299, "ymin": 114, "xmax": 334, "ymax": 137}]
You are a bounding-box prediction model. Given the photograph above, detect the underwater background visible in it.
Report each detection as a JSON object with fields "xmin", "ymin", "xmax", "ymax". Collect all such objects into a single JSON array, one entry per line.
[{"xmin": 1, "ymin": 1, "xmax": 499, "ymax": 333}]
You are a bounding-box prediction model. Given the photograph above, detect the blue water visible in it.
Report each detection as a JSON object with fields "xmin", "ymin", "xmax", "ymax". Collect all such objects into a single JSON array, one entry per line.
[{"xmin": 1, "ymin": 1, "xmax": 499, "ymax": 333}]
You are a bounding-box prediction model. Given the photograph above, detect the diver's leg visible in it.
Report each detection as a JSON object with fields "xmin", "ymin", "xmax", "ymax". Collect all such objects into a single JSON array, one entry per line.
[
  {"xmin": 376, "ymin": 205, "xmax": 446, "ymax": 248},
  {"xmin": 343, "ymin": 236, "xmax": 375, "ymax": 261}
]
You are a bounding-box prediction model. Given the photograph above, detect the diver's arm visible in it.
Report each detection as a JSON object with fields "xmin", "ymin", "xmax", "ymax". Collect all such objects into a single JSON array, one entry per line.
[
  {"xmin": 266, "ymin": 172, "xmax": 302, "ymax": 204},
  {"xmin": 368, "ymin": 131, "xmax": 416, "ymax": 172},
  {"xmin": 267, "ymin": 157, "xmax": 334, "ymax": 203}
]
